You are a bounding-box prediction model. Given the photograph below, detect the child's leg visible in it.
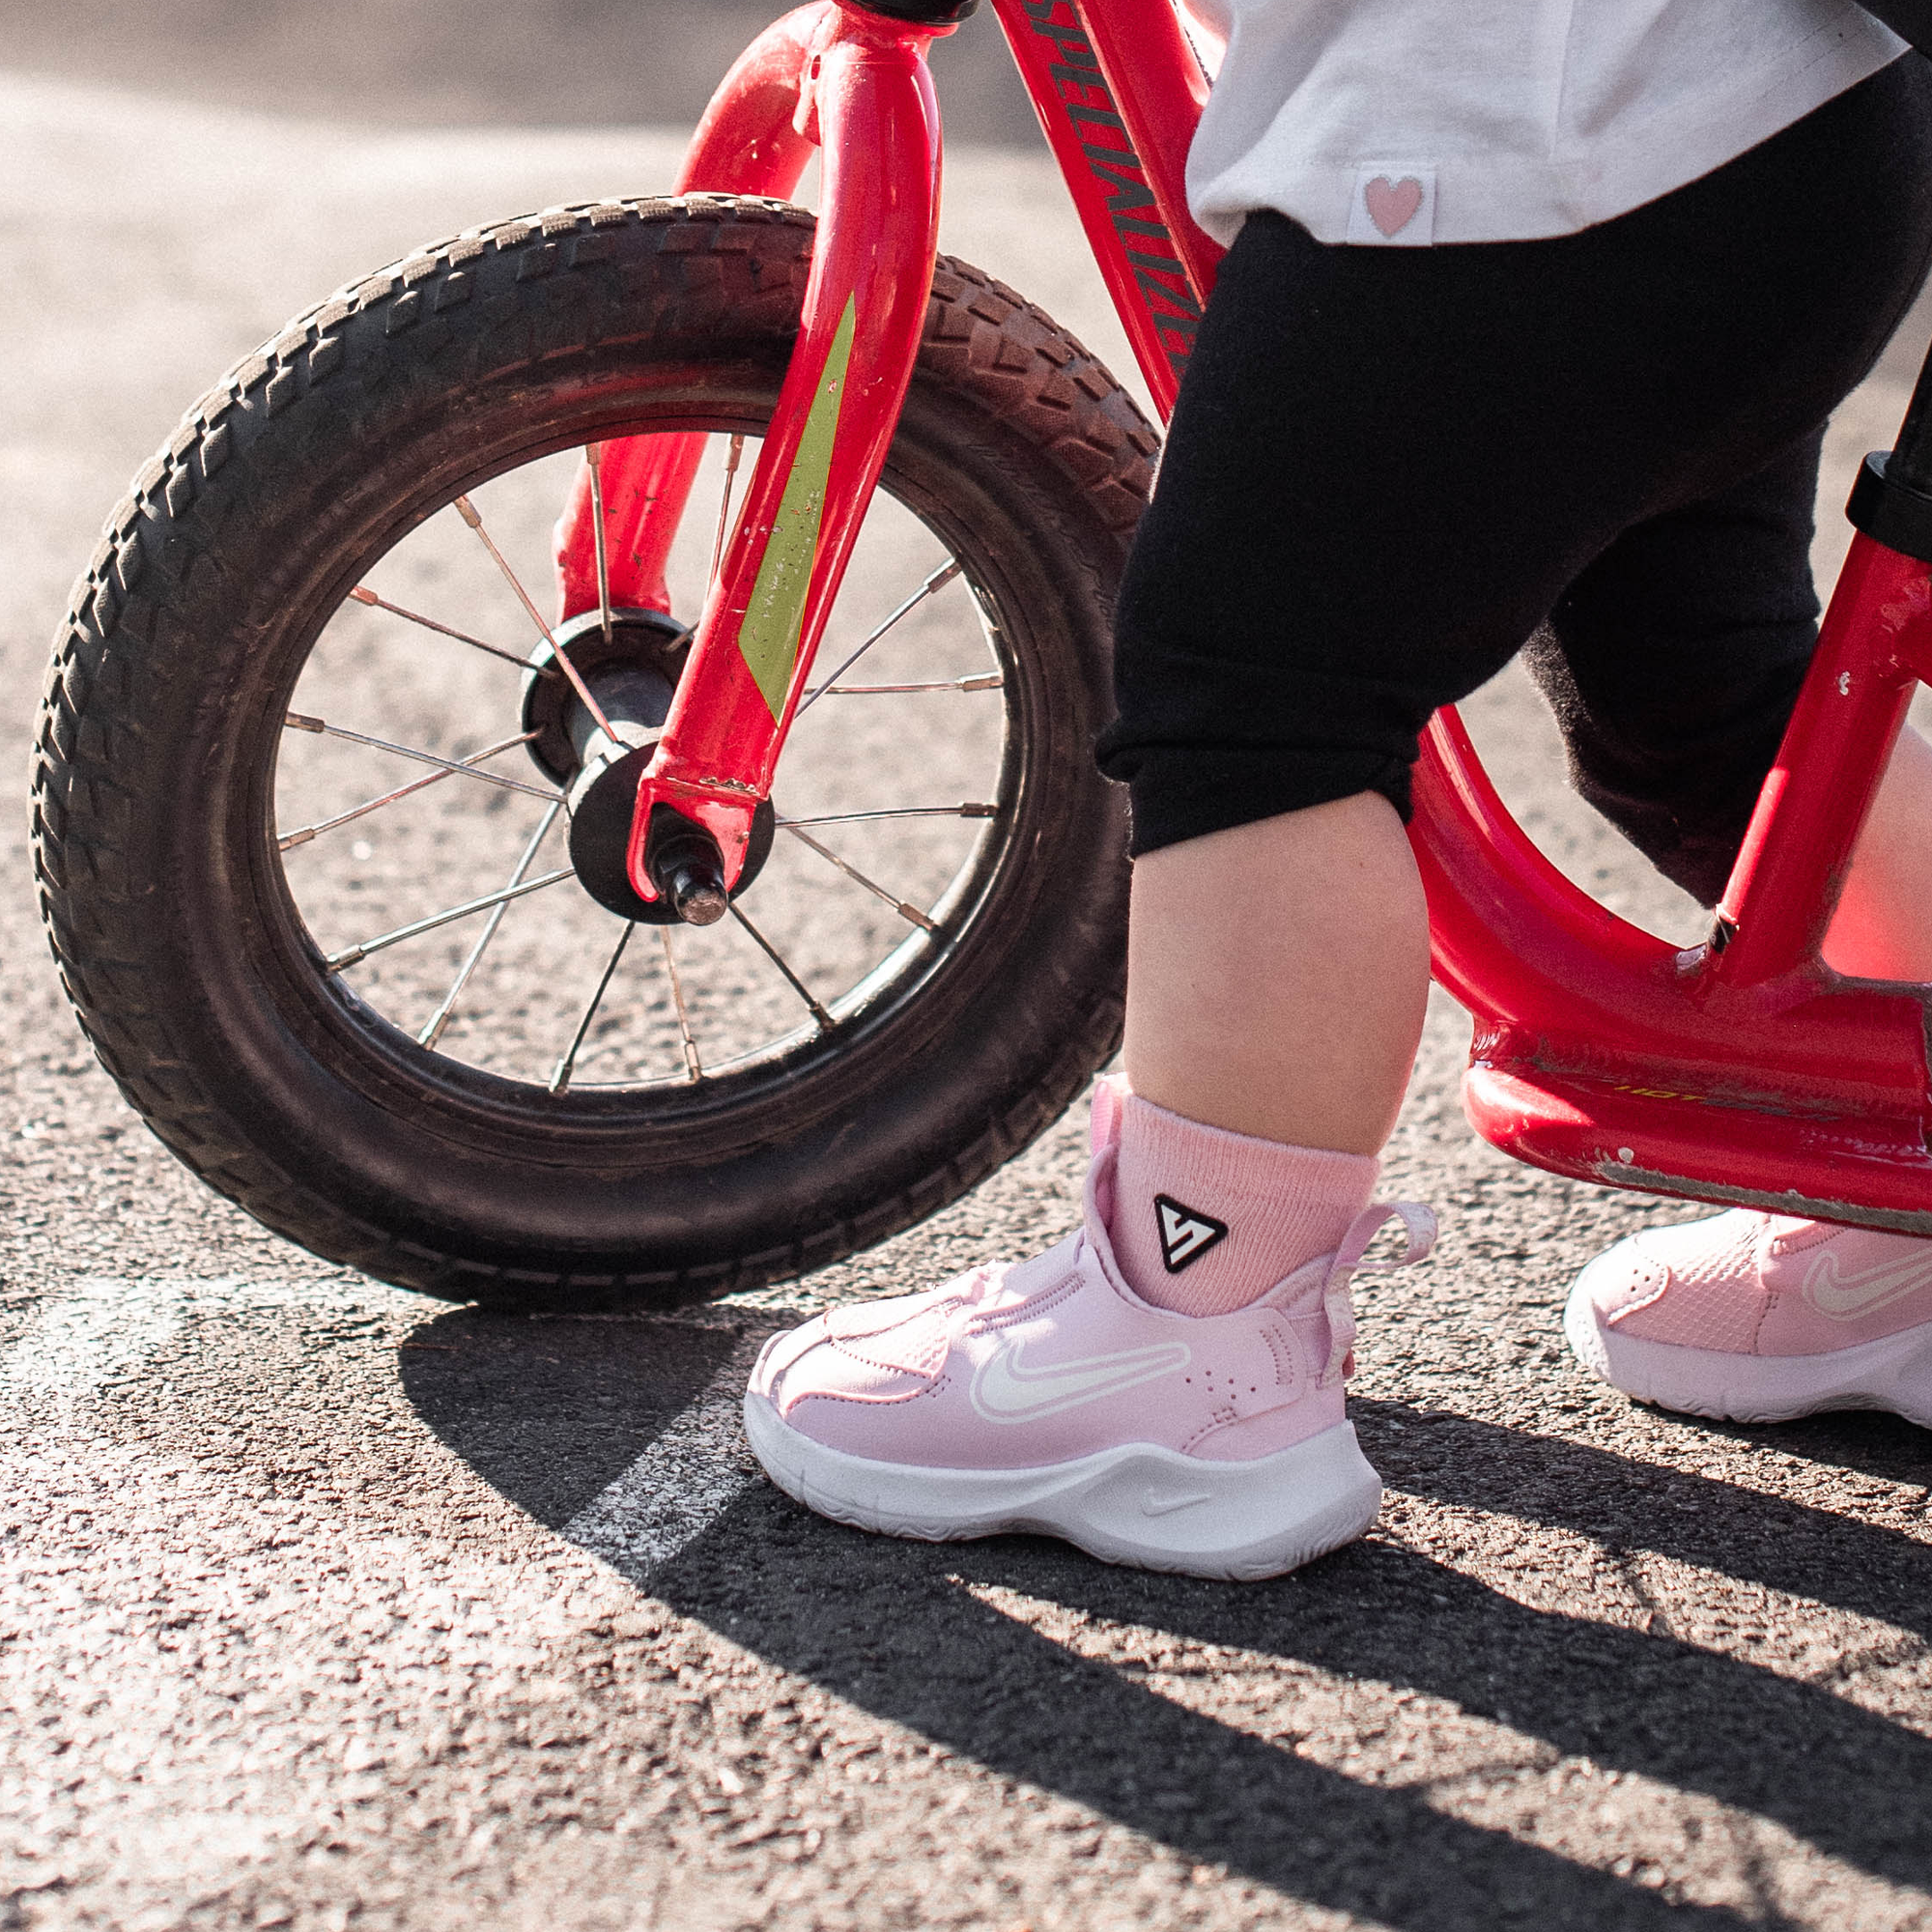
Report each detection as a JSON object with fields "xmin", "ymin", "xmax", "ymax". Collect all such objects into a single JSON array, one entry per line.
[
  {"xmin": 1525, "ymin": 426, "xmax": 1932, "ymax": 978},
  {"xmin": 1102, "ymin": 794, "xmax": 1429, "ymax": 1321},
  {"xmin": 1123, "ymin": 794, "xmax": 1429, "ymax": 1155},
  {"xmin": 1522, "ymin": 435, "xmax": 1827, "ymax": 912},
  {"xmin": 745, "ymin": 60, "xmax": 1932, "ymax": 1569},
  {"xmin": 1098, "ymin": 63, "xmax": 1932, "ymax": 1332}
]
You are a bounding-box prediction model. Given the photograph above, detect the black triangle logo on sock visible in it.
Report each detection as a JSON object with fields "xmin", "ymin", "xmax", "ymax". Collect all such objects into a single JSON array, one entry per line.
[{"xmin": 1154, "ymin": 1195, "xmax": 1228, "ymax": 1274}]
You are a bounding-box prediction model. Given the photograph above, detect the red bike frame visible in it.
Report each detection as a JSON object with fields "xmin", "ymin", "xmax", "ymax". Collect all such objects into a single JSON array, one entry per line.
[{"xmin": 554, "ymin": 0, "xmax": 1932, "ymax": 1236}]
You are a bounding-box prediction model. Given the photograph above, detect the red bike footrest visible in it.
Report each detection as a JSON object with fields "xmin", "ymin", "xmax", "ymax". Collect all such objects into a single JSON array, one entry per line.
[{"xmin": 1465, "ymin": 1061, "xmax": 1932, "ymax": 1236}]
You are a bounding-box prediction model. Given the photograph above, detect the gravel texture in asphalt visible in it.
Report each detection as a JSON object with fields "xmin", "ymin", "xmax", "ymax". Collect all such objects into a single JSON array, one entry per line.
[{"xmin": 5, "ymin": 54, "xmax": 1932, "ymax": 1932}]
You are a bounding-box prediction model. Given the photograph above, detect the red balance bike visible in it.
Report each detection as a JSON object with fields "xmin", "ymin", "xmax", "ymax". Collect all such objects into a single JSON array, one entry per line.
[{"xmin": 35, "ymin": 0, "xmax": 1932, "ymax": 1308}]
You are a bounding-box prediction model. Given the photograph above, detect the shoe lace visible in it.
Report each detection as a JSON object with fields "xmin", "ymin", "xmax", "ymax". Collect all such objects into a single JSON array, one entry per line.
[{"xmin": 1318, "ymin": 1201, "xmax": 1437, "ymax": 1388}]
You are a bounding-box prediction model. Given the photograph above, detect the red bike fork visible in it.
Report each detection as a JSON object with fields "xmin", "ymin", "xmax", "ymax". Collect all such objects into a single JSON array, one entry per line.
[{"xmin": 550, "ymin": 0, "xmax": 952, "ymax": 909}]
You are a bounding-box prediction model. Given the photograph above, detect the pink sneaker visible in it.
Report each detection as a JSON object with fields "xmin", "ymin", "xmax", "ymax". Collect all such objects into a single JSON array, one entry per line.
[
  {"xmin": 743, "ymin": 1150, "xmax": 1434, "ymax": 1580},
  {"xmin": 1565, "ymin": 1209, "xmax": 1932, "ymax": 1428}
]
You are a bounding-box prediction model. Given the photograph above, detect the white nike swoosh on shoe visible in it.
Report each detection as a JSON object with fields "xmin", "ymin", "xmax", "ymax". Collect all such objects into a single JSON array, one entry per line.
[
  {"xmin": 1140, "ymin": 1487, "xmax": 1214, "ymax": 1518},
  {"xmin": 969, "ymin": 1337, "xmax": 1191, "ymax": 1424},
  {"xmin": 1802, "ymin": 1246, "xmax": 1932, "ymax": 1320}
]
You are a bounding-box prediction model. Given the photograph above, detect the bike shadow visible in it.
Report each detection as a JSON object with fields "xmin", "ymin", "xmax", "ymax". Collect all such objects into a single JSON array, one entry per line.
[
  {"xmin": 1355, "ymin": 1398, "xmax": 1932, "ymax": 1641},
  {"xmin": 396, "ymin": 1302, "xmax": 775, "ymax": 1531},
  {"xmin": 1655, "ymin": 1399, "xmax": 1931, "ymax": 1486},
  {"xmin": 398, "ymin": 1311, "xmax": 1932, "ymax": 1928}
]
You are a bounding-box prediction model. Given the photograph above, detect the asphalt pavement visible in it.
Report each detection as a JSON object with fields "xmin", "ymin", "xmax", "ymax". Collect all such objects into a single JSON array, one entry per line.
[{"xmin": 4, "ymin": 58, "xmax": 1932, "ymax": 1932}]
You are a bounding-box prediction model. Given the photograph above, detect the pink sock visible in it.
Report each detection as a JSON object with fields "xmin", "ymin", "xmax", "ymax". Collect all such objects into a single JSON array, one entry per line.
[{"xmin": 1095, "ymin": 1078, "xmax": 1378, "ymax": 1317}]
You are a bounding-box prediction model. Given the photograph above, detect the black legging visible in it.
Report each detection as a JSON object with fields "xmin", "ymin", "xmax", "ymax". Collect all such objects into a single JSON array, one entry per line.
[{"xmin": 1101, "ymin": 55, "xmax": 1932, "ymax": 905}]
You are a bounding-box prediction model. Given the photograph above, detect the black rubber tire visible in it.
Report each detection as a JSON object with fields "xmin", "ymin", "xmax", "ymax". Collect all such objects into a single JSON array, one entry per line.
[{"xmin": 32, "ymin": 194, "xmax": 1155, "ymax": 1311}]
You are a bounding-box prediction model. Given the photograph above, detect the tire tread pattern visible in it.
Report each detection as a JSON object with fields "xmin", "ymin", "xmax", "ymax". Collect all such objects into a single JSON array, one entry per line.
[{"xmin": 33, "ymin": 195, "xmax": 1153, "ymax": 1307}]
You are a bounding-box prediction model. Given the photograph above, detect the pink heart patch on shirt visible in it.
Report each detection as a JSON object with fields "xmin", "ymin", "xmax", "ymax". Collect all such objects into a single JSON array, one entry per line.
[{"xmin": 1364, "ymin": 175, "xmax": 1425, "ymax": 238}]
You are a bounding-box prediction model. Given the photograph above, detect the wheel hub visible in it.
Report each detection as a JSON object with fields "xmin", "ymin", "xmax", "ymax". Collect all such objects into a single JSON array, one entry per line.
[{"xmin": 520, "ymin": 609, "xmax": 774, "ymax": 924}]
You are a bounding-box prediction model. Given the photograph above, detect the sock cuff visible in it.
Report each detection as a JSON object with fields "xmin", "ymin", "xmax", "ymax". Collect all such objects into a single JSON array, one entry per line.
[{"xmin": 1118, "ymin": 1091, "xmax": 1379, "ymax": 1217}]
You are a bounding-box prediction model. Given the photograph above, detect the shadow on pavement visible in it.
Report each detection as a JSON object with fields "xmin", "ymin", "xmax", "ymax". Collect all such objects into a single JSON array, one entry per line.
[
  {"xmin": 400, "ymin": 1315, "xmax": 1932, "ymax": 1925},
  {"xmin": 647, "ymin": 1501, "xmax": 1769, "ymax": 1930},
  {"xmin": 1692, "ymin": 1404, "xmax": 1932, "ymax": 1487},
  {"xmin": 1352, "ymin": 1400, "xmax": 1932, "ymax": 1645},
  {"xmin": 397, "ymin": 1304, "xmax": 766, "ymax": 1527},
  {"xmin": 967, "ymin": 1498, "xmax": 1932, "ymax": 1902}
]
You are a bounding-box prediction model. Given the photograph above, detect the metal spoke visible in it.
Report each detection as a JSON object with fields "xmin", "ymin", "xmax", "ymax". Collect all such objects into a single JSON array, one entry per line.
[
  {"xmin": 280, "ymin": 730, "xmax": 539, "ymax": 851},
  {"xmin": 452, "ymin": 493, "xmax": 616, "ymax": 740},
  {"xmin": 585, "ymin": 443, "xmax": 614, "ymax": 649},
  {"xmin": 326, "ymin": 867, "xmax": 575, "ymax": 973},
  {"xmin": 781, "ymin": 824, "xmax": 938, "ymax": 933},
  {"xmin": 418, "ymin": 801, "xmax": 563, "ymax": 1048},
  {"xmin": 284, "ymin": 711, "xmax": 557, "ymax": 801},
  {"xmin": 820, "ymin": 674, "xmax": 1003, "ymax": 696},
  {"xmin": 728, "ymin": 902, "xmax": 833, "ymax": 1030},
  {"xmin": 658, "ymin": 927, "xmax": 702, "ymax": 1081},
  {"xmin": 795, "ymin": 558, "xmax": 964, "ymax": 719},
  {"xmin": 778, "ymin": 805, "xmax": 997, "ymax": 827},
  {"xmin": 346, "ymin": 585, "xmax": 538, "ymax": 672},
  {"xmin": 549, "ymin": 921, "xmax": 636, "ymax": 1094},
  {"xmin": 710, "ymin": 433, "xmax": 746, "ymax": 591}
]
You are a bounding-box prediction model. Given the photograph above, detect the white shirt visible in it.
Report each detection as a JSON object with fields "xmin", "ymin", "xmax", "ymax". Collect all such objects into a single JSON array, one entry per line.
[{"xmin": 1184, "ymin": 1, "xmax": 1907, "ymax": 246}]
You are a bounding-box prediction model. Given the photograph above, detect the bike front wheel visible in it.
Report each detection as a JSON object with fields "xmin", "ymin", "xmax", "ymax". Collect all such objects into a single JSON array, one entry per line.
[{"xmin": 33, "ymin": 195, "xmax": 1152, "ymax": 1309}]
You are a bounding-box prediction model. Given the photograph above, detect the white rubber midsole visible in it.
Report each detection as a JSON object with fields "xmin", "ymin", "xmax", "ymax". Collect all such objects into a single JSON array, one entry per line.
[
  {"xmin": 742, "ymin": 1392, "xmax": 1382, "ymax": 1581},
  {"xmin": 1565, "ymin": 1287, "xmax": 1932, "ymax": 1429}
]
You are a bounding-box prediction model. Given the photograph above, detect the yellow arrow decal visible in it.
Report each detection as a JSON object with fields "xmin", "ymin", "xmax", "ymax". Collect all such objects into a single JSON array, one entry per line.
[{"xmin": 737, "ymin": 296, "xmax": 859, "ymax": 721}]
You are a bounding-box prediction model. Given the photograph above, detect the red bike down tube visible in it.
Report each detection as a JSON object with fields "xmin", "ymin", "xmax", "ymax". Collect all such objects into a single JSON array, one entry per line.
[
  {"xmin": 554, "ymin": 0, "xmax": 1932, "ymax": 1236},
  {"xmin": 988, "ymin": 0, "xmax": 1219, "ymax": 417}
]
